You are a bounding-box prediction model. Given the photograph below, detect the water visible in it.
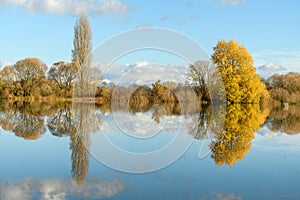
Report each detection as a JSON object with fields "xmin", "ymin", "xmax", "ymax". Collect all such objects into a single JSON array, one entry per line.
[{"xmin": 0, "ymin": 101, "xmax": 299, "ymax": 200}]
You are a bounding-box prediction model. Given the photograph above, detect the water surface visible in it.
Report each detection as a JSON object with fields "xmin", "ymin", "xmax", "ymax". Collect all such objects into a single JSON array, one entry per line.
[{"xmin": 0, "ymin": 101, "xmax": 299, "ymax": 199}]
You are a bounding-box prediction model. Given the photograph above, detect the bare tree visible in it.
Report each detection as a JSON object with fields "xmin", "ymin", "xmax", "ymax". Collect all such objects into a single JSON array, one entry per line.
[
  {"xmin": 72, "ymin": 14, "xmax": 94, "ymax": 97},
  {"xmin": 48, "ymin": 61, "xmax": 77, "ymax": 97},
  {"xmin": 14, "ymin": 58, "xmax": 47, "ymax": 97},
  {"xmin": 187, "ymin": 60, "xmax": 216, "ymax": 102}
]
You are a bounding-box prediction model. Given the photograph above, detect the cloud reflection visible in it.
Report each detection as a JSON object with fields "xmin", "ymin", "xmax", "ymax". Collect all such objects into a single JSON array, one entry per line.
[{"xmin": 0, "ymin": 177, "xmax": 124, "ymax": 200}]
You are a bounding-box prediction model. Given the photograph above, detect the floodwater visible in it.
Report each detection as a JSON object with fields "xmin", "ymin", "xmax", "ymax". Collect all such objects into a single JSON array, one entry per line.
[{"xmin": 0, "ymin": 101, "xmax": 300, "ymax": 200}]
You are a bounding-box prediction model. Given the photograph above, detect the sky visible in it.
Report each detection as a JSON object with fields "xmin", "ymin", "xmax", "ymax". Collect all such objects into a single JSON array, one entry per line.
[{"xmin": 0, "ymin": 0, "xmax": 299, "ymax": 72}]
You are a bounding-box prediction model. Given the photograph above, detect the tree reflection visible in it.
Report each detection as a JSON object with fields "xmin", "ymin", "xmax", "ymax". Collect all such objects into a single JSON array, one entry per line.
[
  {"xmin": 0, "ymin": 102, "xmax": 46, "ymax": 140},
  {"xmin": 211, "ymin": 104, "xmax": 269, "ymax": 166},
  {"xmin": 0, "ymin": 100, "xmax": 277, "ymax": 178},
  {"xmin": 266, "ymin": 105, "xmax": 300, "ymax": 135},
  {"xmin": 70, "ymin": 102, "xmax": 102, "ymax": 186},
  {"xmin": 47, "ymin": 103, "xmax": 75, "ymax": 137},
  {"xmin": 0, "ymin": 101, "xmax": 102, "ymax": 187},
  {"xmin": 188, "ymin": 105, "xmax": 212, "ymax": 140}
]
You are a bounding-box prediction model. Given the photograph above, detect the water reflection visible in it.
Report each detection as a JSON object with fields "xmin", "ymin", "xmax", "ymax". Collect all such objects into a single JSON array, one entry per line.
[
  {"xmin": 266, "ymin": 105, "xmax": 300, "ymax": 134},
  {"xmin": 0, "ymin": 101, "xmax": 56, "ymax": 140},
  {"xmin": 47, "ymin": 102, "xmax": 102, "ymax": 186},
  {"xmin": 210, "ymin": 104, "xmax": 269, "ymax": 166},
  {"xmin": 70, "ymin": 103, "xmax": 101, "ymax": 186},
  {"xmin": 0, "ymin": 177, "xmax": 124, "ymax": 200},
  {"xmin": 1, "ymin": 100, "xmax": 300, "ymax": 186}
]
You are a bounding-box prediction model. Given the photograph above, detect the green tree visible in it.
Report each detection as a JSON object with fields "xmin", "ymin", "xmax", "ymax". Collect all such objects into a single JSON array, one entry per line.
[{"xmin": 212, "ymin": 40, "xmax": 267, "ymax": 103}]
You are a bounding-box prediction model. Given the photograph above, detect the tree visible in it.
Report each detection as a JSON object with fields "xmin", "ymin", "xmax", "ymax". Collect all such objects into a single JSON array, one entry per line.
[
  {"xmin": 0, "ymin": 65, "xmax": 20, "ymax": 97},
  {"xmin": 48, "ymin": 61, "xmax": 77, "ymax": 97},
  {"xmin": 211, "ymin": 40, "xmax": 267, "ymax": 103},
  {"xmin": 187, "ymin": 60, "xmax": 215, "ymax": 101},
  {"xmin": 72, "ymin": 14, "xmax": 94, "ymax": 97},
  {"xmin": 14, "ymin": 58, "xmax": 47, "ymax": 97},
  {"xmin": 266, "ymin": 72, "xmax": 300, "ymax": 104}
]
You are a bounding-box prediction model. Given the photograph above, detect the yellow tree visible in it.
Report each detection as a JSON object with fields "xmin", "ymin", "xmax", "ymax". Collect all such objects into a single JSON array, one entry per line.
[{"xmin": 212, "ymin": 40, "xmax": 267, "ymax": 103}]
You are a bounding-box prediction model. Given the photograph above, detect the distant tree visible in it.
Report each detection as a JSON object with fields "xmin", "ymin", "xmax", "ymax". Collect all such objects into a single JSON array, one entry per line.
[
  {"xmin": 152, "ymin": 80, "xmax": 176, "ymax": 102},
  {"xmin": 72, "ymin": 14, "xmax": 94, "ymax": 97},
  {"xmin": 0, "ymin": 65, "xmax": 20, "ymax": 97},
  {"xmin": 266, "ymin": 72, "xmax": 300, "ymax": 104},
  {"xmin": 212, "ymin": 40, "xmax": 267, "ymax": 103},
  {"xmin": 14, "ymin": 58, "xmax": 47, "ymax": 97},
  {"xmin": 48, "ymin": 61, "xmax": 77, "ymax": 97},
  {"xmin": 187, "ymin": 60, "xmax": 215, "ymax": 101}
]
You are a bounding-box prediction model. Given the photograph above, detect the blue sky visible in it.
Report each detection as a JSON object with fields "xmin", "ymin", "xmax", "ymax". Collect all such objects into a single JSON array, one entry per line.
[{"xmin": 0, "ymin": 0, "xmax": 299, "ymax": 71}]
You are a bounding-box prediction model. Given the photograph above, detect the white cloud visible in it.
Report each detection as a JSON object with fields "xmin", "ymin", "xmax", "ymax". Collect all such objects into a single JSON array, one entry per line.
[
  {"xmin": 221, "ymin": 0, "xmax": 246, "ymax": 6},
  {"xmin": 253, "ymin": 50, "xmax": 300, "ymax": 72},
  {"xmin": 258, "ymin": 63, "xmax": 286, "ymax": 71},
  {"xmin": 201, "ymin": 192, "xmax": 243, "ymax": 200},
  {"xmin": 256, "ymin": 62, "xmax": 287, "ymax": 78},
  {"xmin": 0, "ymin": 0, "xmax": 129, "ymax": 16},
  {"xmin": 102, "ymin": 61, "xmax": 187, "ymax": 85},
  {"xmin": 254, "ymin": 126, "xmax": 300, "ymax": 152},
  {"xmin": 0, "ymin": 177, "xmax": 124, "ymax": 200},
  {"xmin": 256, "ymin": 126, "xmax": 282, "ymax": 138},
  {"xmin": 0, "ymin": 60, "xmax": 14, "ymax": 70},
  {"xmin": 101, "ymin": 112, "xmax": 189, "ymax": 137}
]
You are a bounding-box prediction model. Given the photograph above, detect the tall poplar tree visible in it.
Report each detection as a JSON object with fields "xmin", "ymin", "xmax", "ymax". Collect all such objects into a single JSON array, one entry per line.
[{"xmin": 72, "ymin": 14, "xmax": 93, "ymax": 97}]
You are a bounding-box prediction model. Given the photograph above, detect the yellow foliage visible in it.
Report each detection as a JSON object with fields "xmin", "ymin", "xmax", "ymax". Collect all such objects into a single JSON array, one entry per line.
[
  {"xmin": 211, "ymin": 104, "xmax": 269, "ymax": 166},
  {"xmin": 212, "ymin": 40, "xmax": 268, "ymax": 103}
]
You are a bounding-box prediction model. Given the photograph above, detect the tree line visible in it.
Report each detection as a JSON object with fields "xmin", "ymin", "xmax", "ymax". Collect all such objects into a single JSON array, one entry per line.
[{"xmin": 0, "ymin": 14, "xmax": 298, "ymax": 105}]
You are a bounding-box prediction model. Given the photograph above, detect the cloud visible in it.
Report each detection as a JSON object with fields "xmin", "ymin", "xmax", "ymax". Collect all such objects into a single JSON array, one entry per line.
[
  {"xmin": 253, "ymin": 50, "xmax": 300, "ymax": 72},
  {"xmin": 220, "ymin": 0, "xmax": 246, "ymax": 6},
  {"xmin": 215, "ymin": 193, "xmax": 242, "ymax": 200},
  {"xmin": 0, "ymin": 0, "xmax": 129, "ymax": 16},
  {"xmin": 158, "ymin": 15, "xmax": 171, "ymax": 22},
  {"xmin": 258, "ymin": 63, "xmax": 286, "ymax": 71},
  {"xmin": 101, "ymin": 112, "xmax": 190, "ymax": 137},
  {"xmin": 201, "ymin": 192, "xmax": 243, "ymax": 200},
  {"xmin": 0, "ymin": 177, "xmax": 124, "ymax": 200},
  {"xmin": 135, "ymin": 24, "xmax": 153, "ymax": 30},
  {"xmin": 101, "ymin": 61, "xmax": 187, "ymax": 85},
  {"xmin": 0, "ymin": 60, "xmax": 14, "ymax": 70},
  {"xmin": 254, "ymin": 126, "xmax": 300, "ymax": 152},
  {"xmin": 256, "ymin": 62, "xmax": 287, "ymax": 78},
  {"xmin": 256, "ymin": 126, "xmax": 282, "ymax": 138}
]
